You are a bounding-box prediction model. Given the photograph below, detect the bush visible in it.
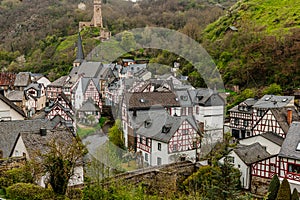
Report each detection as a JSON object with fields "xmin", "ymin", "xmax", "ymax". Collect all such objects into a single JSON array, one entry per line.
[
  {"xmin": 267, "ymin": 174, "xmax": 280, "ymax": 200},
  {"xmin": 67, "ymin": 188, "xmax": 83, "ymax": 200},
  {"xmin": 0, "ymin": 164, "xmax": 34, "ymax": 188},
  {"xmin": 276, "ymin": 178, "xmax": 291, "ymax": 200},
  {"xmin": 291, "ymin": 188, "xmax": 299, "ymax": 200},
  {"xmin": 6, "ymin": 183, "xmax": 54, "ymax": 200}
]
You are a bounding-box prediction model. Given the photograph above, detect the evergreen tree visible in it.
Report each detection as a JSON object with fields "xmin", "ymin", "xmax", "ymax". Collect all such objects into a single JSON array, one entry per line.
[
  {"xmin": 267, "ymin": 174, "xmax": 280, "ymax": 200},
  {"xmin": 291, "ymin": 188, "xmax": 299, "ymax": 200},
  {"xmin": 276, "ymin": 178, "xmax": 291, "ymax": 200}
]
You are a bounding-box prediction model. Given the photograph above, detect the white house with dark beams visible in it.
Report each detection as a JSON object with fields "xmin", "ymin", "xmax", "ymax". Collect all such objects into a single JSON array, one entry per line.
[{"xmin": 135, "ymin": 110, "xmax": 201, "ymax": 166}]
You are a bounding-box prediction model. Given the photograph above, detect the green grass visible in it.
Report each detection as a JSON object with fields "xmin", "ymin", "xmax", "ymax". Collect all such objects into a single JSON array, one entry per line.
[{"xmin": 77, "ymin": 123, "xmax": 101, "ymax": 139}]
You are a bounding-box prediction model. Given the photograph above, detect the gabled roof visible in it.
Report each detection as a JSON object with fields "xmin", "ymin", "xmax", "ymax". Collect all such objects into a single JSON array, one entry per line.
[
  {"xmin": 176, "ymin": 90, "xmax": 192, "ymax": 107},
  {"xmin": 20, "ymin": 128, "xmax": 74, "ymax": 159},
  {"xmin": 78, "ymin": 98, "xmax": 100, "ymax": 112},
  {"xmin": 24, "ymin": 83, "xmax": 43, "ymax": 98},
  {"xmin": 14, "ymin": 72, "xmax": 31, "ymax": 87},
  {"xmin": 188, "ymin": 88, "xmax": 225, "ymax": 106},
  {"xmin": 48, "ymin": 76, "xmax": 68, "ymax": 87},
  {"xmin": 0, "ymin": 119, "xmax": 56, "ymax": 158},
  {"xmin": 81, "ymin": 78, "xmax": 100, "ymax": 94},
  {"xmin": 260, "ymin": 132, "xmax": 284, "ymax": 146},
  {"xmin": 229, "ymin": 98, "xmax": 258, "ymax": 113},
  {"xmin": 279, "ymin": 122, "xmax": 300, "ymax": 160},
  {"xmin": 136, "ymin": 111, "xmax": 198, "ymax": 143},
  {"xmin": 271, "ymin": 107, "xmax": 300, "ymax": 134},
  {"xmin": 253, "ymin": 95, "xmax": 294, "ymax": 109},
  {"xmin": 0, "ymin": 72, "xmax": 16, "ymax": 87},
  {"xmin": 69, "ymin": 61, "xmax": 103, "ymax": 78},
  {"xmin": 233, "ymin": 143, "xmax": 271, "ymax": 165},
  {"xmin": 0, "ymin": 94, "xmax": 26, "ymax": 117},
  {"xmin": 6, "ymin": 90, "xmax": 24, "ymax": 102},
  {"xmin": 126, "ymin": 91, "xmax": 180, "ymax": 110}
]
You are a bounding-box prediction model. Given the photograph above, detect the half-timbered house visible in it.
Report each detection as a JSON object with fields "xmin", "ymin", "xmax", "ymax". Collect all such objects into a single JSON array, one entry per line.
[
  {"xmin": 278, "ymin": 122, "xmax": 300, "ymax": 192},
  {"xmin": 45, "ymin": 93, "xmax": 75, "ymax": 131},
  {"xmin": 136, "ymin": 110, "xmax": 200, "ymax": 166},
  {"xmin": 24, "ymin": 83, "xmax": 47, "ymax": 111},
  {"xmin": 77, "ymin": 98, "xmax": 101, "ymax": 125},
  {"xmin": 229, "ymin": 98, "xmax": 257, "ymax": 139},
  {"xmin": 46, "ymin": 75, "xmax": 69, "ymax": 101}
]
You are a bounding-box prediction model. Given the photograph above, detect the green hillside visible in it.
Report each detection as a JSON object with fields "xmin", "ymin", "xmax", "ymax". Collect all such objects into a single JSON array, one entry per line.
[{"xmin": 203, "ymin": 0, "xmax": 300, "ymax": 90}]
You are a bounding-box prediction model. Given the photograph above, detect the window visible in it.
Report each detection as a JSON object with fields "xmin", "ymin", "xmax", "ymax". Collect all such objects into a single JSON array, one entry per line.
[
  {"xmin": 146, "ymin": 138, "xmax": 149, "ymax": 146},
  {"xmin": 173, "ymin": 144, "xmax": 178, "ymax": 152},
  {"xmin": 288, "ymin": 163, "xmax": 300, "ymax": 174},
  {"xmin": 196, "ymin": 107, "xmax": 199, "ymax": 115},
  {"xmin": 157, "ymin": 157, "xmax": 162, "ymax": 165},
  {"xmin": 225, "ymin": 156, "xmax": 234, "ymax": 164},
  {"xmin": 139, "ymin": 136, "xmax": 143, "ymax": 144},
  {"xmin": 181, "ymin": 107, "xmax": 186, "ymax": 116},
  {"xmin": 188, "ymin": 107, "xmax": 193, "ymax": 115},
  {"xmin": 257, "ymin": 109, "xmax": 264, "ymax": 117},
  {"xmin": 145, "ymin": 153, "xmax": 148, "ymax": 161},
  {"xmin": 234, "ymin": 118, "xmax": 239, "ymax": 126},
  {"xmin": 270, "ymin": 164, "xmax": 276, "ymax": 172},
  {"xmin": 158, "ymin": 143, "xmax": 161, "ymax": 151},
  {"xmin": 182, "ymin": 129, "xmax": 188, "ymax": 135},
  {"xmin": 243, "ymin": 120, "xmax": 249, "ymax": 127}
]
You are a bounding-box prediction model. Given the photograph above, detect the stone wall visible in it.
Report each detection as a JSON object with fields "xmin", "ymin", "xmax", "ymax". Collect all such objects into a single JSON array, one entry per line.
[
  {"xmin": 109, "ymin": 161, "xmax": 198, "ymax": 195},
  {"xmin": 251, "ymin": 176, "xmax": 271, "ymax": 197},
  {"xmin": 0, "ymin": 156, "xmax": 26, "ymax": 175}
]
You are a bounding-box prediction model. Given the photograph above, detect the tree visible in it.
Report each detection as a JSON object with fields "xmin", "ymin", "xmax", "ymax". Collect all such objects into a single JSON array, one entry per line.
[
  {"xmin": 291, "ymin": 188, "xmax": 299, "ymax": 200},
  {"xmin": 276, "ymin": 178, "xmax": 291, "ymax": 200},
  {"xmin": 267, "ymin": 174, "xmax": 280, "ymax": 200},
  {"xmin": 263, "ymin": 83, "xmax": 282, "ymax": 95},
  {"xmin": 36, "ymin": 136, "xmax": 87, "ymax": 196},
  {"xmin": 108, "ymin": 119, "xmax": 125, "ymax": 150}
]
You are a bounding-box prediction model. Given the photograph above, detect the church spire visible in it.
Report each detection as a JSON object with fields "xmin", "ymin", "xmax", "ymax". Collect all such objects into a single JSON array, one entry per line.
[{"xmin": 73, "ymin": 32, "xmax": 84, "ymax": 67}]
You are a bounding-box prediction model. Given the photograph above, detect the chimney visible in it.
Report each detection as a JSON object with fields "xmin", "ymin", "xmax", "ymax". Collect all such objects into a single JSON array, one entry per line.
[
  {"xmin": 287, "ymin": 108, "xmax": 292, "ymax": 125},
  {"xmin": 40, "ymin": 128, "xmax": 47, "ymax": 136}
]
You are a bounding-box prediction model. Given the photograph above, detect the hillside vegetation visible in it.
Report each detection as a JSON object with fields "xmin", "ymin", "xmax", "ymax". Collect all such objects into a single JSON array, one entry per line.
[
  {"xmin": 203, "ymin": 0, "xmax": 300, "ymax": 90},
  {"xmin": 0, "ymin": 0, "xmax": 234, "ymax": 80}
]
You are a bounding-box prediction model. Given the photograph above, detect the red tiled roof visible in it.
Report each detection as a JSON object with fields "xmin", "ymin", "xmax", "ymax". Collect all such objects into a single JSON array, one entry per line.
[{"xmin": 0, "ymin": 72, "xmax": 16, "ymax": 86}]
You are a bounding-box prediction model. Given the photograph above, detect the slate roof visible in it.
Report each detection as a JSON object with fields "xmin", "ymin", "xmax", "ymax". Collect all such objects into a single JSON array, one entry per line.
[
  {"xmin": 126, "ymin": 92, "xmax": 180, "ymax": 110},
  {"xmin": 48, "ymin": 76, "xmax": 68, "ymax": 87},
  {"xmin": 69, "ymin": 61, "xmax": 103, "ymax": 78},
  {"xmin": 74, "ymin": 32, "xmax": 84, "ymax": 63},
  {"xmin": 0, "ymin": 119, "xmax": 56, "ymax": 158},
  {"xmin": 20, "ymin": 128, "xmax": 74, "ymax": 160},
  {"xmin": 24, "ymin": 83, "xmax": 43, "ymax": 98},
  {"xmin": 188, "ymin": 88, "xmax": 225, "ymax": 106},
  {"xmin": 81, "ymin": 78, "xmax": 100, "ymax": 93},
  {"xmin": 270, "ymin": 107, "xmax": 300, "ymax": 134},
  {"xmin": 0, "ymin": 72, "xmax": 16, "ymax": 87},
  {"xmin": 136, "ymin": 111, "xmax": 198, "ymax": 143},
  {"xmin": 229, "ymin": 98, "xmax": 258, "ymax": 113},
  {"xmin": 260, "ymin": 132, "xmax": 284, "ymax": 146},
  {"xmin": 176, "ymin": 90, "xmax": 192, "ymax": 107},
  {"xmin": 0, "ymin": 94, "xmax": 25, "ymax": 117},
  {"xmin": 6, "ymin": 90, "xmax": 24, "ymax": 102},
  {"xmin": 234, "ymin": 143, "xmax": 271, "ymax": 165},
  {"xmin": 253, "ymin": 95, "xmax": 294, "ymax": 109},
  {"xmin": 78, "ymin": 98, "xmax": 100, "ymax": 112},
  {"xmin": 279, "ymin": 122, "xmax": 300, "ymax": 160},
  {"xmin": 14, "ymin": 72, "xmax": 31, "ymax": 87}
]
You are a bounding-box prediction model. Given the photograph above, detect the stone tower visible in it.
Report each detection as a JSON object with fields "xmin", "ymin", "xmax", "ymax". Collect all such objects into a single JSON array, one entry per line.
[{"xmin": 92, "ymin": 0, "xmax": 103, "ymax": 28}]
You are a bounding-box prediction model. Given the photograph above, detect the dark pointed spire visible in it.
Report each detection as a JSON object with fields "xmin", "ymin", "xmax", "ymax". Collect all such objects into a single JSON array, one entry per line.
[{"xmin": 75, "ymin": 32, "xmax": 84, "ymax": 62}]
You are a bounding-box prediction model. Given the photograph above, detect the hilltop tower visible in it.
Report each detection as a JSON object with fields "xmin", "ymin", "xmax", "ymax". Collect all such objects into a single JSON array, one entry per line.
[
  {"xmin": 79, "ymin": 0, "xmax": 111, "ymax": 40},
  {"xmin": 92, "ymin": 0, "xmax": 103, "ymax": 28}
]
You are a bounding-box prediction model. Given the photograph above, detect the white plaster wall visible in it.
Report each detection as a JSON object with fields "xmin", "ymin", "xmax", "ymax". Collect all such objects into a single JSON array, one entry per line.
[
  {"xmin": 11, "ymin": 136, "xmax": 29, "ymax": 158},
  {"xmin": 151, "ymin": 140, "xmax": 169, "ymax": 165},
  {"xmin": 0, "ymin": 99, "xmax": 24, "ymax": 120},
  {"xmin": 220, "ymin": 151, "xmax": 250, "ymax": 189},
  {"xmin": 37, "ymin": 77, "xmax": 51, "ymax": 87},
  {"xmin": 239, "ymin": 136, "xmax": 281, "ymax": 155},
  {"xmin": 74, "ymin": 79, "xmax": 84, "ymax": 110}
]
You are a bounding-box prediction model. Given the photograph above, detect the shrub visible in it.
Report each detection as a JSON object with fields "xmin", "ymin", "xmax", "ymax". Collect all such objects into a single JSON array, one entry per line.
[
  {"xmin": 267, "ymin": 174, "xmax": 280, "ymax": 200},
  {"xmin": 6, "ymin": 183, "xmax": 54, "ymax": 200},
  {"xmin": 276, "ymin": 178, "xmax": 291, "ymax": 200},
  {"xmin": 67, "ymin": 188, "xmax": 83, "ymax": 200},
  {"xmin": 291, "ymin": 188, "xmax": 299, "ymax": 200}
]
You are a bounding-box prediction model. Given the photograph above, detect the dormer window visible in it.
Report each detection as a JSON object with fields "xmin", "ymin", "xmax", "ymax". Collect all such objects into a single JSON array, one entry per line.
[
  {"xmin": 144, "ymin": 120, "xmax": 152, "ymax": 128},
  {"xmin": 140, "ymin": 98, "xmax": 145, "ymax": 103},
  {"xmin": 180, "ymin": 95, "xmax": 188, "ymax": 101},
  {"xmin": 296, "ymin": 142, "xmax": 300, "ymax": 151},
  {"xmin": 197, "ymin": 96, "xmax": 203, "ymax": 101},
  {"xmin": 162, "ymin": 125, "xmax": 171, "ymax": 133}
]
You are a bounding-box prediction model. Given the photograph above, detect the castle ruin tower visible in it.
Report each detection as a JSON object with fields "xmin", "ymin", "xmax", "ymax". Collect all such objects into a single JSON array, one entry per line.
[{"xmin": 92, "ymin": 0, "xmax": 103, "ymax": 28}]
